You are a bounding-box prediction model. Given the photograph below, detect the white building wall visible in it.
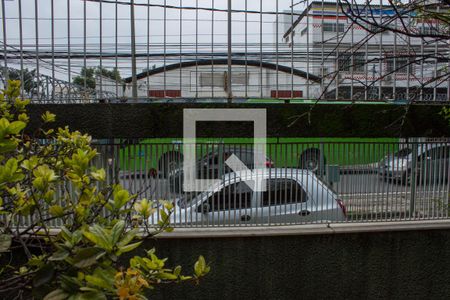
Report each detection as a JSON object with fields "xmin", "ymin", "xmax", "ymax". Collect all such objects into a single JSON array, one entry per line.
[
  {"xmin": 281, "ymin": 3, "xmax": 448, "ymax": 96},
  {"xmin": 124, "ymin": 65, "xmax": 315, "ymax": 98}
]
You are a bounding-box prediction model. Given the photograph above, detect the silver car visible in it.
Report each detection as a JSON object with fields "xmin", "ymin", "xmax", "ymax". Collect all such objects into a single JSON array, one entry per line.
[
  {"xmin": 153, "ymin": 168, "xmax": 347, "ymax": 226},
  {"xmin": 379, "ymin": 144, "xmax": 450, "ymax": 185}
]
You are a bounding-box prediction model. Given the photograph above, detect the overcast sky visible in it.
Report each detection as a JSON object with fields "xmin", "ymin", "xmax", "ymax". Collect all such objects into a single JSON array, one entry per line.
[{"xmin": 0, "ymin": 0, "xmax": 390, "ymax": 80}]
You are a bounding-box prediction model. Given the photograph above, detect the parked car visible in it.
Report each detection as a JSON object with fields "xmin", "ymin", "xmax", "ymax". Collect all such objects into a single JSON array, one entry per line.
[
  {"xmin": 150, "ymin": 168, "xmax": 347, "ymax": 225},
  {"xmin": 378, "ymin": 144, "xmax": 450, "ymax": 185},
  {"xmin": 167, "ymin": 146, "xmax": 274, "ymax": 193}
]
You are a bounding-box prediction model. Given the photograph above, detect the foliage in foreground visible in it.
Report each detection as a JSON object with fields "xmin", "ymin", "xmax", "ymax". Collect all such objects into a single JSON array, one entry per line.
[{"xmin": 0, "ymin": 81, "xmax": 209, "ymax": 299}]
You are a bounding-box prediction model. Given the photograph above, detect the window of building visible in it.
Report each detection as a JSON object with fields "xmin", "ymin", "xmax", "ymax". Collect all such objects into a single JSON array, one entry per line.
[
  {"xmin": 385, "ymin": 57, "xmax": 412, "ymax": 74},
  {"xmin": 199, "ymin": 72, "xmax": 225, "ymax": 87},
  {"xmin": 301, "ymin": 27, "xmax": 308, "ymax": 36},
  {"xmin": 369, "ymin": 24, "xmax": 390, "ymax": 34},
  {"xmin": 261, "ymin": 179, "xmax": 307, "ymax": 206},
  {"xmin": 338, "ymin": 53, "xmax": 366, "ymax": 72},
  {"xmin": 323, "ymin": 23, "xmax": 345, "ymax": 33},
  {"xmin": 419, "ymin": 26, "xmax": 439, "ymax": 35},
  {"xmin": 232, "ymin": 72, "xmax": 249, "ymax": 86}
]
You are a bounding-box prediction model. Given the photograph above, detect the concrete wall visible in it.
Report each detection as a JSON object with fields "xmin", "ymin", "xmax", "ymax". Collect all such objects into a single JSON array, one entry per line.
[{"xmin": 137, "ymin": 227, "xmax": 450, "ymax": 300}]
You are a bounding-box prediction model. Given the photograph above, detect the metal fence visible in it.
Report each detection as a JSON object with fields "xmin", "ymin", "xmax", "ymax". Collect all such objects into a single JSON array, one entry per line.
[
  {"xmin": 84, "ymin": 139, "xmax": 450, "ymax": 227},
  {"xmin": 0, "ymin": 0, "xmax": 449, "ymax": 103}
]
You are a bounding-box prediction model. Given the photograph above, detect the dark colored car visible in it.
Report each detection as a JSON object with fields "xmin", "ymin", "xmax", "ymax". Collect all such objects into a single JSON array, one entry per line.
[{"xmin": 162, "ymin": 146, "xmax": 273, "ymax": 193}]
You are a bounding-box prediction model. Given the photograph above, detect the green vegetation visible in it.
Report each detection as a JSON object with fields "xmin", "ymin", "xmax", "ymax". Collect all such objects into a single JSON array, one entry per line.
[
  {"xmin": 0, "ymin": 81, "xmax": 208, "ymax": 299},
  {"xmin": 73, "ymin": 67, "xmax": 122, "ymax": 89}
]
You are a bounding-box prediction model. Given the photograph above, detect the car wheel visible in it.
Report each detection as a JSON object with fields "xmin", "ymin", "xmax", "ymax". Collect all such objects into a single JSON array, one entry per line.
[
  {"xmin": 300, "ymin": 149, "xmax": 325, "ymax": 173},
  {"xmin": 402, "ymin": 172, "xmax": 410, "ymax": 186},
  {"xmin": 402, "ymin": 170, "xmax": 420, "ymax": 186},
  {"xmin": 158, "ymin": 151, "xmax": 183, "ymax": 178}
]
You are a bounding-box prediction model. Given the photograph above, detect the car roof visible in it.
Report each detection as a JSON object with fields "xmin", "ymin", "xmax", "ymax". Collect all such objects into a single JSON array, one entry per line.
[{"xmin": 221, "ymin": 168, "xmax": 316, "ymax": 182}]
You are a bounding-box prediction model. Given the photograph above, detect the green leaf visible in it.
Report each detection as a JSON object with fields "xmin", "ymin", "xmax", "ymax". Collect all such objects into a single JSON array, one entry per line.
[
  {"xmin": 44, "ymin": 289, "xmax": 69, "ymax": 300},
  {"xmin": 118, "ymin": 241, "xmax": 142, "ymax": 254},
  {"xmin": 83, "ymin": 225, "xmax": 112, "ymax": 251},
  {"xmin": 158, "ymin": 272, "xmax": 178, "ymax": 280},
  {"xmin": 60, "ymin": 275, "xmax": 82, "ymax": 293},
  {"xmin": 42, "ymin": 111, "xmax": 56, "ymax": 123},
  {"xmin": 86, "ymin": 267, "xmax": 115, "ymax": 291},
  {"xmin": 116, "ymin": 228, "xmax": 139, "ymax": 248},
  {"xmin": 90, "ymin": 169, "xmax": 105, "ymax": 181},
  {"xmin": 73, "ymin": 291, "xmax": 106, "ymax": 300},
  {"xmin": 8, "ymin": 120, "xmax": 26, "ymax": 134},
  {"xmin": 173, "ymin": 265, "xmax": 182, "ymax": 276},
  {"xmin": 0, "ymin": 233, "xmax": 12, "ymax": 252},
  {"xmin": 110, "ymin": 220, "xmax": 125, "ymax": 246},
  {"xmin": 85, "ymin": 275, "xmax": 112, "ymax": 290},
  {"xmin": 49, "ymin": 205, "xmax": 65, "ymax": 217},
  {"xmin": 33, "ymin": 264, "xmax": 55, "ymax": 287},
  {"xmin": 113, "ymin": 189, "xmax": 130, "ymax": 209},
  {"xmin": 48, "ymin": 249, "xmax": 69, "ymax": 261},
  {"xmin": 73, "ymin": 247, "xmax": 105, "ymax": 268},
  {"xmin": 194, "ymin": 255, "xmax": 207, "ymax": 277}
]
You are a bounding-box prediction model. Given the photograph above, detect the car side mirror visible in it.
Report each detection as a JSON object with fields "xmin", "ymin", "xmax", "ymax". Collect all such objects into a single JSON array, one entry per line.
[
  {"xmin": 198, "ymin": 203, "xmax": 210, "ymax": 214},
  {"xmin": 203, "ymin": 203, "xmax": 210, "ymax": 214}
]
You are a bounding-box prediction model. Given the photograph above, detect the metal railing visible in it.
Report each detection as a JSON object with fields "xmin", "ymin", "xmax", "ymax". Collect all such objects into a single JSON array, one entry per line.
[
  {"xmin": 85, "ymin": 139, "xmax": 450, "ymax": 227},
  {"xmin": 0, "ymin": 0, "xmax": 449, "ymax": 103}
]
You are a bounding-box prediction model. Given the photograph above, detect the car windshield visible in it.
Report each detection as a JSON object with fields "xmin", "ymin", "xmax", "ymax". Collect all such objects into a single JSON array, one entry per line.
[{"xmin": 394, "ymin": 148, "xmax": 412, "ymax": 158}]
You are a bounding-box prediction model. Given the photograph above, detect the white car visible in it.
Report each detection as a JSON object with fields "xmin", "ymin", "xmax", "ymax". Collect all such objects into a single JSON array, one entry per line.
[{"xmin": 151, "ymin": 168, "xmax": 347, "ymax": 226}]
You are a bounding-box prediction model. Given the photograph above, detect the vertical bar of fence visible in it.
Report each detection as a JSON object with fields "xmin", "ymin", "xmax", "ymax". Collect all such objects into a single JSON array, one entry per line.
[
  {"xmin": 211, "ymin": 0, "xmax": 215, "ymax": 98},
  {"xmin": 306, "ymin": 0, "xmax": 309, "ymax": 99},
  {"xmin": 34, "ymin": 0, "xmax": 40, "ymax": 102},
  {"xmin": 18, "ymin": 0, "xmax": 24, "ymax": 97},
  {"xmin": 163, "ymin": 0, "xmax": 167, "ymax": 98},
  {"xmin": 364, "ymin": 4, "xmax": 368, "ymax": 101},
  {"xmin": 179, "ymin": 0, "xmax": 182, "ymax": 98},
  {"xmin": 335, "ymin": 0, "xmax": 339, "ymax": 101},
  {"xmin": 378, "ymin": 0, "xmax": 383, "ymax": 101},
  {"xmin": 99, "ymin": 1, "xmax": 106, "ymax": 100},
  {"xmin": 195, "ymin": 0, "xmax": 198, "ymax": 98},
  {"xmin": 291, "ymin": 0, "xmax": 295, "ymax": 100},
  {"xmin": 1, "ymin": 0, "xmax": 7, "ymax": 83},
  {"xmin": 227, "ymin": 0, "xmax": 232, "ymax": 102},
  {"xmin": 67, "ymin": 0, "xmax": 72, "ymax": 101},
  {"xmin": 146, "ymin": 0, "xmax": 150, "ymax": 99},
  {"xmin": 406, "ymin": 0, "xmax": 411, "ymax": 102},
  {"xmin": 260, "ymin": 0, "xmax": 263, "ymax": 99},
  {"xmin": 393, "ymin": 10, "xmax": 397, "ymax": 101},
  {"xmin": 116, "ymin": 0, "xmax": 119, "ymax": 98},
  {"xmin": 350, "ymin": 2, "xmax": 354, "ymax": 101},
  {"xmin": 130, "ymin": 0, "xmax": 138, "ymax": 100},
  {"xmin": 420, "ymin": 23, "xmax": 424, "ymax": 102},
  {"xmin": 320, "ymin": 0, "xmax": 324, "ymax": 99},
  {"xmin": 275, "ymin": 0, "xmax": 279, "ymax": 99},
  {"xmin": 410, "ymin": 140, "xmax": 418, "ymax": 219},
  {"xmin": 433, "ymin": 6, "xmax": 439, "ymax": 102},
  {"xmin": 83, "ymin": 0, "xmax": 87, "ymax": 93},
  {"xmin": 244, "ymin": 0, "xmax": 248, "ymax": 98},
  {"xmin": 51, "ymin": 0, "xmax": 55, "ymax": 101}
]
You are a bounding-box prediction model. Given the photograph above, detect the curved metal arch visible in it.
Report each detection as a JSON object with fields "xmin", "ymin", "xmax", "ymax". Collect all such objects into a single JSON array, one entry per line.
[{"xmin": 123, "ymin": 59, "xmax": 321, "ymax": 83}]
